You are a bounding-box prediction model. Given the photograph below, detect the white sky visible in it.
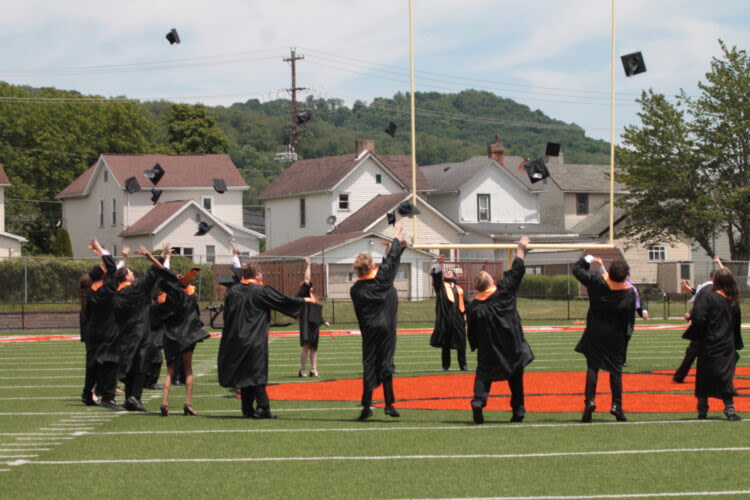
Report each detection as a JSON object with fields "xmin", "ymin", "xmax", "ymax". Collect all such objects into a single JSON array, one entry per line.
[{"xmin": 1, "ymin": 0, "xmax": 748, "ymax": 143}]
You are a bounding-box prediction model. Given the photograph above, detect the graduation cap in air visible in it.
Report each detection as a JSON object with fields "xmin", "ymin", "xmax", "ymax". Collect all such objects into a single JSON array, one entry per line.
[
  {"xmin": 296, "ymin": 110, "xmax": 313, "ymax": 125},
  {"xmin": 195, "ymin": 221, "xmax": 214, "ymax": 236},
  {"xmin": 216, "ymin": 274, "xmax": 236, "ymax": 288},
  {"xmin": 124, "ymin": 176, "xmax": 141, "ymax": 193},
  {"xmin": 179, "ymin": 267, "xmax": 201, "ymax": 286},
  {"xmin": 397, "ymin": 200, "xmax": 421, "ymax": 218},
  {"xmin": 386, "ymin": 211, "xmax": 396, "ymax": 226},
  {"xmin": 150, "ymin": 189, "xmax": 163, "ymax": 205},
  {"xmin": 166, "ymin": 28, "xmax": 181, "ymax": 45},
  {"xmin": 144, "ymin": 163, "xmax": 165, "ymax": 185},
  {"xmin": 621, "ymin": 51, "xmax": 646, "ymax": 77},
  {"xmin": 385, "ymin": 122, "xmax": 397, "ymax": 138},
  {"xmin": 523, "ymin": 158, "xmax": 550, "ymax": 184},
  {"xmin": 545, "ymin": 142, "xmax": 560, "ymax": 157},
  {"xmin": 213, "ymin": 178, "xmax": 227, "ymax": 194}
]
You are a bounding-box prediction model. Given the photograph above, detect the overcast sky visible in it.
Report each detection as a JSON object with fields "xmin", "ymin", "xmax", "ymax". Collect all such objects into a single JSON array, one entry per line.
[{"xmin": 1, "ymin": 1, "xmax": 748, "ymax": 144}]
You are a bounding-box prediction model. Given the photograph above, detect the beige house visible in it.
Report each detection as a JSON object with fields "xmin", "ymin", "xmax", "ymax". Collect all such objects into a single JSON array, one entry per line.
[
  {"xmin": 57, "ymin": 154, "xmax": 262, "ymax": 263},
  {"xmin": 0, "ymin": 164, "xmax": 27, "ymax": 257}
]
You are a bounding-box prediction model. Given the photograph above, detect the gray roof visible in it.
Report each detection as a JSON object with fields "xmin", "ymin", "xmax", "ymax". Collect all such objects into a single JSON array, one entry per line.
[
  {"xmin": 570, "ymin": 203, "xmax": 626, "ymax": 237},
  {"xmin": 421, "ymin": 156, "xmax": 542, "ymax": 194},
  {"xmin": 547, "ymin": 161, "xmax": 628, "ymax": 193},
  {"xmin": 460, "ymin": 222, "xmax": 578, "ymax": 241}
]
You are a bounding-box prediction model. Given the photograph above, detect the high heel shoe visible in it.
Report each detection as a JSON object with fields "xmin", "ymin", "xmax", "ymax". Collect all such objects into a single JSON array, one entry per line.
[
  {"xmin": 183, "ymin": 404, "xmax": 197, "ymax": 416},
  {"xmin": 310, "ymin": 369, "xmax": 319, "ymax": 377},
  {"xmin": 160, "ymin": 404, "xmax": 169, "ymax": 417},
  {"xmin": 298, "ymin": 369, "xmax": 308, "ymax": 377}
]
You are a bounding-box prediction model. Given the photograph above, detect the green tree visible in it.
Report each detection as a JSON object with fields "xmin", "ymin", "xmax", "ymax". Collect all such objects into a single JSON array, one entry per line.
[
  {"xmin": 618, "ymin": 41, "xmax": 750, "ymax": 260},
  {"xmin": 164, "ymin": 103, "xmax": 229, "ymax": 154},
  {"xmin": 50, "ymin": 227, "xmax": 73, "ymax": 257}
]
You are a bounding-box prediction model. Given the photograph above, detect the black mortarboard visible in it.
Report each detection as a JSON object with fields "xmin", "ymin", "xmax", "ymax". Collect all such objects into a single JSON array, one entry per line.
[
  {"xmin": 386, "ymin": 212, "xmax": 396, "ymax": 225},
  {"xmin": 213, "ymin": 178, "xmax": 227, "ymax": 194},
  {"xmin": 216, "ymin": 274, "xmax": 236, "ymax": 288},
  {"xmin": 125, "ymin": 176, "xmax": 141, "ymax": 193},
  {"xmin": 545, "ymin": 142, "xmax": 560, "ymax": 157},
  {"xmin": 621, "ymin": 51, "xmax": 646, "ymax": 77},
  {"xmin": 524, "ymin": 158, "xmax": 550, "ymax": 184},
  {"xmin": 166, "ymin": 28, "xmax": 181, "ymax": 45},
  {"xmin": 150, "ymin": 189, "xmax": 163, "ymax": 205},
  {"xmin": 144, "ymin": 163, "xmax": 165, "ymax": 185},
  {"xmin": 397, "ymin": 200, "xmax": 421, "ymax": 218},
  {"xmin": 385, "ymin": 122, "xmax": 397, "ymax": 137},
  {"xmin": 296, "ymin": 110, "xmax": 313, "ymax": 125},
  {"xmin": 195, "ymin": 221, "xmax": 214, "ymax": 236}
]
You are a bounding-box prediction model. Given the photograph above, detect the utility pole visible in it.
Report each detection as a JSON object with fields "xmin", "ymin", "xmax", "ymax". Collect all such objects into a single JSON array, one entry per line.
[{"xmin": 284, "ymin": 48, "xmax": 306, "ymax": 156}]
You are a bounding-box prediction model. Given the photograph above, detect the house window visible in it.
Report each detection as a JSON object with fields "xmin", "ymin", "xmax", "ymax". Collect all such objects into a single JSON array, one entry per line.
[
  {"xmin": 111, "ymin": 198, "xmax": 117, "ymax": 226},
  {"xmin": 576, "ymin": 194, "xmax": 589, "ymax": 215},
  {"xmin": 648, "ymin": 244, "xmax": 666, "ymax": 262},
  {"xmin": 477, "ymin": 194, "xmax": 490, "ymax": 222},
  {"xmin": 206, "ymin": 245, "xmax": 216, "ymax": 264},
  {"xmin": 195, "ymin": 213, "xmax": 201, "ymax": 223},
  {"xmin": 680, "ymin": 263, "xmax": 691, "ymax": 280},
  {"xmin": 113, "ymin": 244, "xmax": 117, "ymax": 257},
  {"xmin": 375, "ymin": 174, "xmax": 382, "ymax": 184},
  {"xmin": 182, "ymin": 248, "xmax": 194, "ymax": 261},
  {"xmin": 98, "ymin": 200, "xmax": 104, "ymax": 227},
  {"xmin": 202, "ymin": 196, "xmax": 213, "ymax": 213},
  {"xmin": 103, "ymin": 170, "xmax": 108, "ymax": 182},
  {"xmin": 299, "ymin": 198, "xmax": 306, "ymax": 227},
  {"xmin": 338, "ymin": 193, "xmax": 350, "ymax": 211}
]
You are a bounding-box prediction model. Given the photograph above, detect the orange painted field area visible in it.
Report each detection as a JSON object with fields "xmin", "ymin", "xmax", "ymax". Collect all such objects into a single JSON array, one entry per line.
[{"xmin": 269, "ymin": 367, "xmax": 750, "ymax": 413}]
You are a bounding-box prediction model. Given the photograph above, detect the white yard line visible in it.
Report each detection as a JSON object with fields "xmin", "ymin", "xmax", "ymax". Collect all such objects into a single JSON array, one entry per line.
[{"xmin": 401, "ymin": 490, "xmax": 750, "ymax": 499}]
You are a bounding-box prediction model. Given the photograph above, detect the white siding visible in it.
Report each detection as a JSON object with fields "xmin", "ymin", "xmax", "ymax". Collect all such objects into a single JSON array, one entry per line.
[
  {"xmin": 423, "ymin": 192, "xmax": 460, "ymax": 223},
  {"xmin": 0, "ymin": 234, "xmax": 22, "ymax": 258},
  {"xmin": 126, "ymin": 189, "xmax": 244, "ymax": 227},
  {"xmin": 332, "ymin": 157, "xmax": 405, "ymax": 218},
  {"xmin": 563, "ymin": 193, "xmax": 612, "ymax": 229},
  {"xmin": 265, "ymin": 193, "xmax": 330, "ymax": 250},
  {"xmin": 459, "ymin": 165, "xmax": 538, "ymax": 223},
  {"xmin": 369, "ymin": 207, "xmax": 461, "ymax": 249},
  {"xmin": 0, "ymin": 186, "xmax": 5, "ymax": 232}
]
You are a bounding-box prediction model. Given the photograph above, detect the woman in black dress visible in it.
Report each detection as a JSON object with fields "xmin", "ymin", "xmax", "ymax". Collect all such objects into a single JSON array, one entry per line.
[{"xmin": 297, "ymin": 257, "xmax": 329, "ymax": 377}]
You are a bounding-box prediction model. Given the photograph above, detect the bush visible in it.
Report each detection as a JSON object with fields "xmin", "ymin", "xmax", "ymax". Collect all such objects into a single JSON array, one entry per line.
[{"xmin": 517, "ymin": 273, "xmax": 577, "ymax": 299}]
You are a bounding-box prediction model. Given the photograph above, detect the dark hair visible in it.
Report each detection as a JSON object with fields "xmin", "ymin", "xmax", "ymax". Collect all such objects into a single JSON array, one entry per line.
[
  {"xmin": 242, "ymin": 263, "xmax": 260, "ymax": 279},
  {"xmin": 79, "ymin": 273, "xmax": 92, "ymax": 312},
  {"xmin": 608, "ymin": 260, "xmax": 630, "ymax": 282},
  {"xmin": 88, "ymin": 265, "xmax": 104, "ymax": 282},
  {"xmin": 114, "ymin": 267, "xmax": 129, "ymax": 283},
  {"xmin": 712, "ymin": 268, "xmax": 739, "ymax": 306}
]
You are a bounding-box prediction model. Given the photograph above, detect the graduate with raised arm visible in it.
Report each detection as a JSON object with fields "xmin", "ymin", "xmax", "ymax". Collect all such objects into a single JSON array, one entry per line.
[
  {"xmin": 218, "ymin": 261, "xmax": 310, "ymax": 419},
  {"xmin": 429, "ymin": 253, "xmax": 467, "ymax": 371},
  {"xmin": 350, "ymin": 221, "xmax": 408, "ymax": 421},
  {"xmin": 573, "ymin": 255, "xmax": 635, "ymax": 423},
  {"xmin": 296, "ymin": 257, "xmax": 329, "ymax": 378},
  {"xmin": 467, "ymin": 236, "xmax": 534, "ymax": 424},
  {"xmin": 79, "ymin": 238, "xmax": 119, "ymax": 407},
  {"xmin": 113, "ymin": 245, "xmax": 166, "ymax": 412}
]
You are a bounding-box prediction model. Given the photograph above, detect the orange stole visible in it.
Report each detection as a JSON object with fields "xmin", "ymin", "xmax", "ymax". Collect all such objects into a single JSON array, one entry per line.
[
  {"xmin": 443, "ymin": 282, "xmax": 465, "ymax": 313},
  {"xmin": 603, "ymin": 273, "xmax": 630, "ymax": 291},
  {"xmin": 90, "ymin": 281, "xmax": 104, "ymax": 292},
  {"xmin": 473, "ymin": 285, "xmax": 497, "ymax": 302},
  {"xmin": 117, "ymin": 282, "xmax": 132, "ymax": 291},
  {"xmin": 240, "ymin": 278, "xmax": 264, "ymax": 286},
  {"xmin": 357, "ymin": 268, "xmax": 379, "ymax": 281}
]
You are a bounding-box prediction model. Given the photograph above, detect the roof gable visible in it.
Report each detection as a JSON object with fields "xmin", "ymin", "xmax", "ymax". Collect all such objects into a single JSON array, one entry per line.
[
  {"xmin": 58, "ymin": 154, "xmax": 248, "ymax": 198},
  {"xmin": 262, "ymin": 230, "xmax": 433, "ymax": 258},
  {"xmin": 0, "ymin": 164, "xmax": 10, "ymax": 185},
  {"xmin": 421, "ymin": 156, "xmax": 538, "ymax": 194},
  {"xmin": 119, "ymin": 199, "xmax": 232, "ymax": 237},
  {"xmin": 547, "ymin": 162, "xmax": 627, "ymax": 193}
]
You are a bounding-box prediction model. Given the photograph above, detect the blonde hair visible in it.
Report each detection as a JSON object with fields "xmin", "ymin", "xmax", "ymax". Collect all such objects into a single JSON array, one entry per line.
[
  {"xmin": 353, "ymin": 253, "xmax": 373, "ymax": 277},
  {"xmin": 474, "ymin": 271, "xmax": 491, "ymax": 292}
]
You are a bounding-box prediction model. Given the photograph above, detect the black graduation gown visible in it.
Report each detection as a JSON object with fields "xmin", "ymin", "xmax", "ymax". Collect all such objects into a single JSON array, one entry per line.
[
  {"xmin": 113, "ymin": 265, "xmax": 161, "ymax": 379},
  {"xmin": 429, "ymin": 268, "xmax": 466, "ymax": 350},
  {"xmin": 81, "ymin": 255, "xmax": 120, "ymax": 365},
  {"xmin": 573, "ymin": 258, "xmax": 635, "ymax": 374},
  {"xmin": 349, "ymin": 238, "xmax": 405, "ymax": 392},
  {"xmin": 690, "ymin": 289, "xmax": 744, "ymax": 399},
  {"xmin": 296, "ymin": 282, "xmax": 326, "ymax": 349},
  {"xmin": 217, "ymin": 282, "xmax": 304, "ymax": 388},
  {"xmin": 160, "ymin": 278, "xmax": 210, "ymax": 363},
  {"xmin": 466, "ymin": 257, "xmax": 534, "ymax": 381}
]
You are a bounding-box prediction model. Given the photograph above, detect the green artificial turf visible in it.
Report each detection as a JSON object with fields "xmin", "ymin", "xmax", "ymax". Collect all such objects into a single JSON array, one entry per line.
[{"xmin": 0, "ymin": 326, "xmax": 748, "ymax": 499}]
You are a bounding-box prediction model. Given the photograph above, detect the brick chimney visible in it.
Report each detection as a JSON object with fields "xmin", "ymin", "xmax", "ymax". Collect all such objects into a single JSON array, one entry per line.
[
  {"xmin": 355, "ymin": 139, "xmax": 376, "ymax": 157},
  {"xmin": 546, "ymin": 151, "xmax": 564, "ymax": 165},
  {"xmin": 487, "ymin": 134, "xmax": 505, "ymax": 165}
]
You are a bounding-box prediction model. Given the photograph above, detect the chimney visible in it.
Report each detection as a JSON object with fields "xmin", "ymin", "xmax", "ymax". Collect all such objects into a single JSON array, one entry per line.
[
  {"xmin": 355, "ymin": 139, "xmax": 376, "ymax": 157},
  {"xmin": 487, "ymin": 134, "xmax": 505, "ymax": 165}
]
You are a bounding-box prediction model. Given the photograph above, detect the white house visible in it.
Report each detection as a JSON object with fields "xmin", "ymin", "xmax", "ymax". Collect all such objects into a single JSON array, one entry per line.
[
  {"xmin": 57, "ymin": 154, "xmax": 262, "ymax": 263},
  {"xmin": 259, "ymin": 139, "xmax": 433, "ymax": 250},
  {"xmin": 0, "ymin": 164, "xmax": 27, "ymax": 257}
]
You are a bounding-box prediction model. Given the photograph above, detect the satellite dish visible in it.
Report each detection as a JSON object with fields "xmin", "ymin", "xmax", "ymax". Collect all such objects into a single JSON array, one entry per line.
[{"xmin": 326, "ymin": 215, "xmax": 337, "ymax": 226}]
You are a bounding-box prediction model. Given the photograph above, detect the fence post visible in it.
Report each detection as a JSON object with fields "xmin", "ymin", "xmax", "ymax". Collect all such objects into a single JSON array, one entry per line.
[
  {"xmin": 331, "ymin": 298, "xmax": 335, "ymax": 325},
  {"xmin": 21, "ymin": 303, "xmax": 25, "ymax": 330},
  {"xmin": 24, "ymin": 257, "xmax": 28, "ymax": 305},
  {"xmin": 662, "ymin": 293, "xmax": 667, "ymax": 320},
  {"xmin": 566, "ymin": 262, "xmax": 571, "ymax": 321}
]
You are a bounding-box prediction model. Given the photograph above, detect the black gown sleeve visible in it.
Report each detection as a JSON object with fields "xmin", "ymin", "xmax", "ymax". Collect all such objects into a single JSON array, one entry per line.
[
  {"xmin": 255, "ymin": 285, "xmax": 305, "ymax": 319},
  {"xmin": 573, "ymin": 257, "xmax": 600, "ymax": 287},
  {"xmin": 498, "ymin": 257, "xmax": 525, "ymax": 295},
  {"xmin": 375, "ymin": 238, "xmax": 405, "ymax": 285}
]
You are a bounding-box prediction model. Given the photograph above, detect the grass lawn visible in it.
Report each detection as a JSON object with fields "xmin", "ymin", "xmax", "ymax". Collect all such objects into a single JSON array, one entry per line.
[{"xmin": 0, "ymin": 324, "xmax": 749, "ymax": 499}]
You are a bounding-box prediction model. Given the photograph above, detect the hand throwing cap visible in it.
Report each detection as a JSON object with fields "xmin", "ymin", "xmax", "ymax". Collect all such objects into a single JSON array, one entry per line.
[
  {"xmin": 150, "ymin": 189, "xmax": 163, "ymax": 205},
  {"xmin": 195, "ymin": 221, "xmax": 214, "ymax": 236},
  {"xmin": 385, "ymin": 122, "xmax": 397, "ymax": 137},
  {"xmin": 621, "ymin": 51, "xmax": 646, "ymax": 77},
  {"xmin": 545, "ymin": 142, "xmax": 561, "ymax": 157},
  {"xmin": 144, "ymin": 163, "xmax": 165, "ymax": 185},
  {"xmin": 396, "ymin": 200, "xmax": 421, "ymax": 218},
  {"xmin": 124, "ymin": 176, "xmax": 141, "ymax": 193},
  {"xmin": 166, "ymin": 28, "xmax": 181, "ymax": 45},
  {"xmin": 213, "ymin": 178, "xmax": 227, "ymax": 194},
  {"xmin": 523, "ymin": 158, "xmax": 550, "ymax": 184}
]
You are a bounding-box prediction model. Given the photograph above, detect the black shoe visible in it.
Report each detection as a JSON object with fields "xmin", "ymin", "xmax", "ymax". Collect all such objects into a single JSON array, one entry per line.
[
  {"xmin": 358, "ymin": 408, "xmax": 373, "ymax": 421},
  {"xmin": 183, "ymin": 404, "xmax": 197, "ymax": 416},
  {"xmin": 460, "ymin": 366, "xmax": 469, "ymax": 371},
  {"xmin": 510, "ymin": 413, "xmax": 525, "ymax": 423},
  {"xmin": 581, "ymin": 401, "xmax": 596, "ymax": 423},
  {"xmin": 673, "ymin": 376, "xmax": 685, "ymax": 384},
  {"xmin": 254, "ymin": 408, "xmax": 277, "ymax": 419},
  {"xmin": 609, "ymin": 404, "xmax": 627, "ymax": 422},
  {"xmin": 471, "ymin": 400, "xmax": 484, "ymax": 424},
  {"xmin": 124, "ymin": 396, "xmax": 146, "ymax": 412},
  {"xmin": 725, "ymin": 410, "xmax": 742, "ymax": 421},
  {"xmin": 442, "ymin": 367, "xmax": 450, "ymax": 372},
  {"xmin": 82, "ymin": 397, "xmax": 98, "ymax": 406},
  {"xmin": 160, "ymin": 405, "xmax": 169, "ymax": 417},
  {"xmin": 384, "ymin": 405, "xmax": 400, "ymax": 418},
  {"xmin": 100, "ymin": 399, "xmax": 118, "ymax": 409}
]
